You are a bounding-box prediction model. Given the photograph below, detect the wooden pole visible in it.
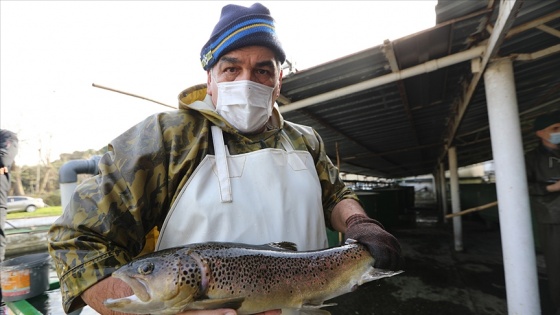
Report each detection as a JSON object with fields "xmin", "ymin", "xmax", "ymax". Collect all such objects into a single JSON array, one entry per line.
[
  {"xmin": 445, "ymin": 201, "xmax": 498, "ymax": 219},
  {"xmin": 92, "ymin": 83, "xmax": 176, "ymax": 109}
]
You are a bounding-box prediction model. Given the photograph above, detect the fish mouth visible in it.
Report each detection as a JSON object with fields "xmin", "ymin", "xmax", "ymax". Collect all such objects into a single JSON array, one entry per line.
[{"xmin": 113, "ymin": 273, "xmax": 151, "ymax": 302}]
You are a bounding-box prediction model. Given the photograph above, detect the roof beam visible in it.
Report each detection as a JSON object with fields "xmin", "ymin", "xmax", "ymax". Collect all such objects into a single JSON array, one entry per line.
[
  {"xmin": 437, "ymin": 0, "xmax": 523, "ymax": 166},
  {"xmin": 536, "ymin": 24, "xmax": 560, "ymax": 39},
  {"xmin": 295, "ymin": 110, "xmax": 408, "ymax": 173},
  {"xmin": 514, "ymin": 44, "xmax": 560, "ymax": 61},
  {"xmin": 505, "ymin": 10, "xmax": 560, "ymax": 39},
  {"xmin": 382, "ymin": 40, "xmax": 422, "ymax": 149},
  {"xmin": 344, "ymin": 142, "xmax": 441, "ymax": 160},
  {"xmin": 278, "ymin": 46, "xmax": 485, "ymax": 113}
]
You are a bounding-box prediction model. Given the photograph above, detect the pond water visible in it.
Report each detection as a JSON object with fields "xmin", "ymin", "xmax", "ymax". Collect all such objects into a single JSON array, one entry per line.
[
  {"xmin": 3, "ymin": 250, "xmax": 99, "ymax": 315},
  {"xmin": 21, "ymin": 288, "xmax": 98, "ymax": 315}
]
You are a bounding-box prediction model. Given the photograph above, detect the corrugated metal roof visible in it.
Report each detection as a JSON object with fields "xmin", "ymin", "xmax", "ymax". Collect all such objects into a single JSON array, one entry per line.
[{"xmin": 277, "ymin": 0, "xmax": 560, "ymax": 179}]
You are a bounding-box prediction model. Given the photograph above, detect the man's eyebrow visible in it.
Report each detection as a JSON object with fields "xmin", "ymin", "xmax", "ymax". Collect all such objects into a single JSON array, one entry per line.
[
  {"xmin": 255, "ymin": 60, "xmax": 276, "ymax": 68},
  {"xmin": 218, "ymin": 56, "xmax": 241, "ymax": 65},
  {"xmin": 218, "ymin": 56, "xmax": 276, "ymax": 68}
]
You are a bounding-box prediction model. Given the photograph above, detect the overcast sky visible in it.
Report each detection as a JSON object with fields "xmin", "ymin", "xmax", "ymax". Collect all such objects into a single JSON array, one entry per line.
[{"xmin": 0, "ymin": 1, "xmax": 437, "ymax": 166}]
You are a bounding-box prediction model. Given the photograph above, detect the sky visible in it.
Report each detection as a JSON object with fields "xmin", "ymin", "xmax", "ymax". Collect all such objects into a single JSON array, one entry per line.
[{"xmin": 0, "ymin": 1, "xmax": 437, "ymax": 166}]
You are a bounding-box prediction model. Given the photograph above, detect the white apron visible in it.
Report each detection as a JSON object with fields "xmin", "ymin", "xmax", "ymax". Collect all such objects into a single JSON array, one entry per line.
[{"xmin": 156, "ymin": 126, "xmax": 328, "ymax": 251}]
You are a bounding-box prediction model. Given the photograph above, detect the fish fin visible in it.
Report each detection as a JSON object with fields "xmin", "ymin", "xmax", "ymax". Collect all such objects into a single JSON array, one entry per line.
[
  {"xmin": 264, "ymin": 241, "xmax": 298, "ymax": 251},
  {"xmin": 297, "ymin": 302, "xmax": 336, "ymax": 315},
  {"xmin": 361, "ymin": 267, "xmax": 404, "ymax": 284},
  {"xmin": 344, "ymin": 238, "xmax": 358, "ymax": 245},
  {"xmin": 300, "ymin": 311, "xmax": 331, "ymax": 315},
  {"xmin": 187, "ymin": 297, "xmax": 245, "ymax": 310},
  {"xmin": 299, "ymin": 308, "xmax": 332, "ymax": 315}
]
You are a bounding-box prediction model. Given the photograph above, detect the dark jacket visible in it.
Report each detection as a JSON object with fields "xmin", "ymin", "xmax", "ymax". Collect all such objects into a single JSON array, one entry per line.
[
  {"xmin": 525, "ymin": 144, "xmax": 560, "ymax": 223},
  {"xmin": 0, "ymin": 129, "xmax": 18, "ymax": 212},
  {"xmin": 0, "ymin": 129, "xmax": 18, "ymax": 170}
]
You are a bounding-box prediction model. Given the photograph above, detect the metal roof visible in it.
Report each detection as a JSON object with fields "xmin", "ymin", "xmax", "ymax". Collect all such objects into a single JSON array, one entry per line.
[{"xmin": 277, "ymin": 0, "xmax": 560, "ymax": 179}]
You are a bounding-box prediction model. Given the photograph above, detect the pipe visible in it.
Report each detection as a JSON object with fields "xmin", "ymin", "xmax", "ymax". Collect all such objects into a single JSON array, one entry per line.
[
  {"xmin": 439, "ymin": 163, "xmax": 448, "ymax": 223},
  {"xmin": 448, "ymin": 146, "xmax": 463, "ymax": 252},
  {"xmin": 279, "ymin": 46, "xmax": 486, "ymax": 113},
  {"xmin": 514, "ymin": 44, "xmax": 560, "ymax": 61},
  {"xmin": 484, "ymin": 59, "xmax": 540, "ymax": 315},
  {"xmin": 432, "ymin": 168, "xmax": 441, "ymax": 221},
  {"xmin": 59, "ymin": 156, "xmax": 101, "ymax": 210}
]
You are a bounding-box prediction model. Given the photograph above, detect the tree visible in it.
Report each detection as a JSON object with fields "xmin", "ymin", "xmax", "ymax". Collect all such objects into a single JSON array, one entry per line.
[
  {"xmin": 9, "ymin": 147, "xmax": 106, "ymax": 205},
  {"xmin": 9, "ymin": 162, "xmax": 25, "ymax": 196}
]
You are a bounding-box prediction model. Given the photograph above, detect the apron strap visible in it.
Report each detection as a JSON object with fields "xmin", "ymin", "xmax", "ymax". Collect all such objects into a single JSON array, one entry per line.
[
  {"xmin": 210, "ymin": 127, "xmax": 297, "ymax": 203},
  {"xmin": 211, "ymin": 126, "xmax": 233, "ymax": 203},
  {"xmin": 278, "ymin": 131, "xmax": 294, "ymax": 152}
]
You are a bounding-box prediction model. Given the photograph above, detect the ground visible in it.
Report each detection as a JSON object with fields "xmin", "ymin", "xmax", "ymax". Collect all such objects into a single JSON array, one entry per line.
[{"xmin": 326, "ymin": 209, "xmax": 554, "ymax": 315}]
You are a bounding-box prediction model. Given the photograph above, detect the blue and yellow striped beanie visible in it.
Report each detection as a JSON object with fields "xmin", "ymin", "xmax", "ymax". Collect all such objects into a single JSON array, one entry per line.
[{"xmin": 200, "ymin": 3, "xmax": 286, "ymax": 70}]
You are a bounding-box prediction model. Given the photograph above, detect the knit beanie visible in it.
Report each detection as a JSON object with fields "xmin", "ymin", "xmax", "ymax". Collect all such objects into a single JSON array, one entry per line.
[
  {"xmin": 533, "ymin": 110, "xmax": 560, "ymax": 131},
  {"xmin": 200, "ymin": 2, "xmax": 286, "ymax": 71}
]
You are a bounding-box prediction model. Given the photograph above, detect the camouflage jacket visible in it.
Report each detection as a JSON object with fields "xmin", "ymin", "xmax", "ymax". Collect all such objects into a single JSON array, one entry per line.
[{"xmin": 47, "ymin": 84, "xmax": 358, "ymax": 312}]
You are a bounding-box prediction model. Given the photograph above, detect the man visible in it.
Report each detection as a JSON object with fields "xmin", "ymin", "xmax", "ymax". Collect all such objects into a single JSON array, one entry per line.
[
  {"xmin": 48, "ymin": 3, "xmax": 403, "ymax": 315},
  {"xmin": 525, "ymin": 110, "xmax": 560, "ymax": 315},
  {"xmin": 0, "ymin": 129, "xmax": 18, "ymax": 309}
]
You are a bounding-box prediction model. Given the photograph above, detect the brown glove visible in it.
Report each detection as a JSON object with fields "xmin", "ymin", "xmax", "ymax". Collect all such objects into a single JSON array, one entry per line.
[{"xmin": 344, "ymin": 214, "xmax": 404, "ymax": 271}]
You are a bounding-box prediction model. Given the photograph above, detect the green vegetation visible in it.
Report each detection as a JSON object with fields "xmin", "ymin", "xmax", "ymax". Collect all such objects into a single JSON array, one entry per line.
[
  {"xmin": 6, "ymin": 206, "xmax": 63, "ymax": 219},
  {"xmin": 10, "ymin": 148, "xmax": 107, "ymax": 207}
]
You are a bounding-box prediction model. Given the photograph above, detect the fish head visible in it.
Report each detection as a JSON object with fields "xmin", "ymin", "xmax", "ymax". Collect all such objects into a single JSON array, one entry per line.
[{"xmin": 104, "ymin": 248, "xmax": 205, "ymax": 314}]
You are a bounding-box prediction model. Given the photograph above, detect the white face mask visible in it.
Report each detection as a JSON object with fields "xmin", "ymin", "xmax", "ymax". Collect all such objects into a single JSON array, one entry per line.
[
  {"xmin": 215, "ymin": 80, "xmax": 274, "ymax": 133},
  {"xmin": 549, "ymin": 132, "xmax": 560, "ymax": 145}
]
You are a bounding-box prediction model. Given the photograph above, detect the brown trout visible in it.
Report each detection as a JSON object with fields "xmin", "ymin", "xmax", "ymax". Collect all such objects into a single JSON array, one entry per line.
[{"xmin": 103, "ymin": 240, "xmax": 402, "ymax": 314}]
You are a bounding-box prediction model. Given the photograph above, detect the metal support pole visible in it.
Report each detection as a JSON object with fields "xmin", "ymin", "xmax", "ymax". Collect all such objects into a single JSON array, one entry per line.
[
  {"xmin": 484, "ymin": 58, "xmax": 540, "ymax": 315},
  {"xmin": 448, "ymin": 147, "xmax": 463, "ymax": 251},
  {"xmin": 439, "ymin": 163, "xmax": 448, "ymax": 223},
  {"xmin": 433, "ymin": 169, "xmax": 442, "ymax": 221}
]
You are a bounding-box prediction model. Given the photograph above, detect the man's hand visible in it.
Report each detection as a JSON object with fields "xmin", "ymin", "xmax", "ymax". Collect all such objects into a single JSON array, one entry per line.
[
  {"xmin": 547, "ymin": 179, "xmax": 560, "ymax": 193},
  {"xmin": 83, "ymin": 277, "xmax": 282, "ymax": 315},
  {"xmin": 0, "ymin": 166, "xmax": 7, "ymax": 175},
  {"xmin": 344, "ymin": 214, "xmax": 404, "ymax": 271}
]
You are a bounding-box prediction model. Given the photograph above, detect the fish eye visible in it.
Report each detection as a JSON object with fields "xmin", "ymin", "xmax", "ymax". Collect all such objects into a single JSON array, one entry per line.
[{"xmin": 138, "ymin": 262, "xmax": 155, "ymax": 275}]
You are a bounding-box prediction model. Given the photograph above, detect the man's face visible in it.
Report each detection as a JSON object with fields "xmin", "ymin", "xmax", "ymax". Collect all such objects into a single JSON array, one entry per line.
[
  {"xmin": 207, "ymin": 46, "xmax": 283, "ymax": 108},
  {"xmin": 537, "ymin": 122, "xmax": 560, "ymax": 145}
]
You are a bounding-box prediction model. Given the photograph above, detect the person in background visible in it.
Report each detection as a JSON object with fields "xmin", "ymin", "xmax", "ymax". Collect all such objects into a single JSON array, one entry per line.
[
  {"xmin": 47, "ymin": 3, "xmax": 404, "ymax": 315},
  {"xmin": 525, "ymin": 110, "xmax": 560, "ymax": 315},
  {"xmin": 0, "ymin": 129, "xmax": 19, "ymax": 310}
]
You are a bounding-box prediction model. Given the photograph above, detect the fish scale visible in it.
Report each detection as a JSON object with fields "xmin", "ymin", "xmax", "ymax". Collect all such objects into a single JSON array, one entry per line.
[{"xmin": 103, "ymin": 240, "xmax": 403, "ymax": 314}]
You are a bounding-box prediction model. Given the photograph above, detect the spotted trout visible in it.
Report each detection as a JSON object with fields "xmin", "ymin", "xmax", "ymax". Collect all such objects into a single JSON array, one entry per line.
[{"xmin": 103, "ymin": 239, "xmax": 403, "ymax": 314}]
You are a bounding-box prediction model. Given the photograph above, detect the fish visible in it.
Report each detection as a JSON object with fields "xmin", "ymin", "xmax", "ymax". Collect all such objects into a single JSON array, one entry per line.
[{"xmin": 103, "ymin": 239, "xmax": 403, "ymax": 315}]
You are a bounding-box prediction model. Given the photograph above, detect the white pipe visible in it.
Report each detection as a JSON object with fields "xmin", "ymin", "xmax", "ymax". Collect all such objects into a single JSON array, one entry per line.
[
  {"xmin": 448, "ymin": 146, "xmax": 463, "ymax": 252},
  {"xmin": 60, "ymin": 183, "xmax": 78, "ymax": 213},
  {"xmin": 279, "ymin": 46, "xmax": 486, "ymax": 113},
  {"xmin": 515, "ymin": 44, "xmax": 560, "ymax": 61},
  {"xmin": 59, "ymin": 156, "xmax": 101, "ymax": 211},
  {"xmin": 483, "ymin": 59, "xmax": 540, "ymax": 315}
]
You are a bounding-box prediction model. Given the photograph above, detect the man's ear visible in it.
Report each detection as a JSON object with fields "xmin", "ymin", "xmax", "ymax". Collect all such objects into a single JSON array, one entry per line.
[
  {"xmin": 207, "ymin": 70, "xmax": 213, "ymax": 96},
  {"xmin": 277, "ymin": 70, "xmax": 283, "ymax": 97}
]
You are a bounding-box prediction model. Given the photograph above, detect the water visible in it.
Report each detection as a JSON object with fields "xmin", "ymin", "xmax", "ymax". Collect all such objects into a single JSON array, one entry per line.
[
  {"xmin": 10, "ymin": 272, "xmax": 99, "ymax": 314},
  {"xmin": 3, "ymin": 250, "xmax": 99, "ymax": 315},
  {"xmin": 27, "ymin": 287, "xmax": 98, "ymax": 315}
]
